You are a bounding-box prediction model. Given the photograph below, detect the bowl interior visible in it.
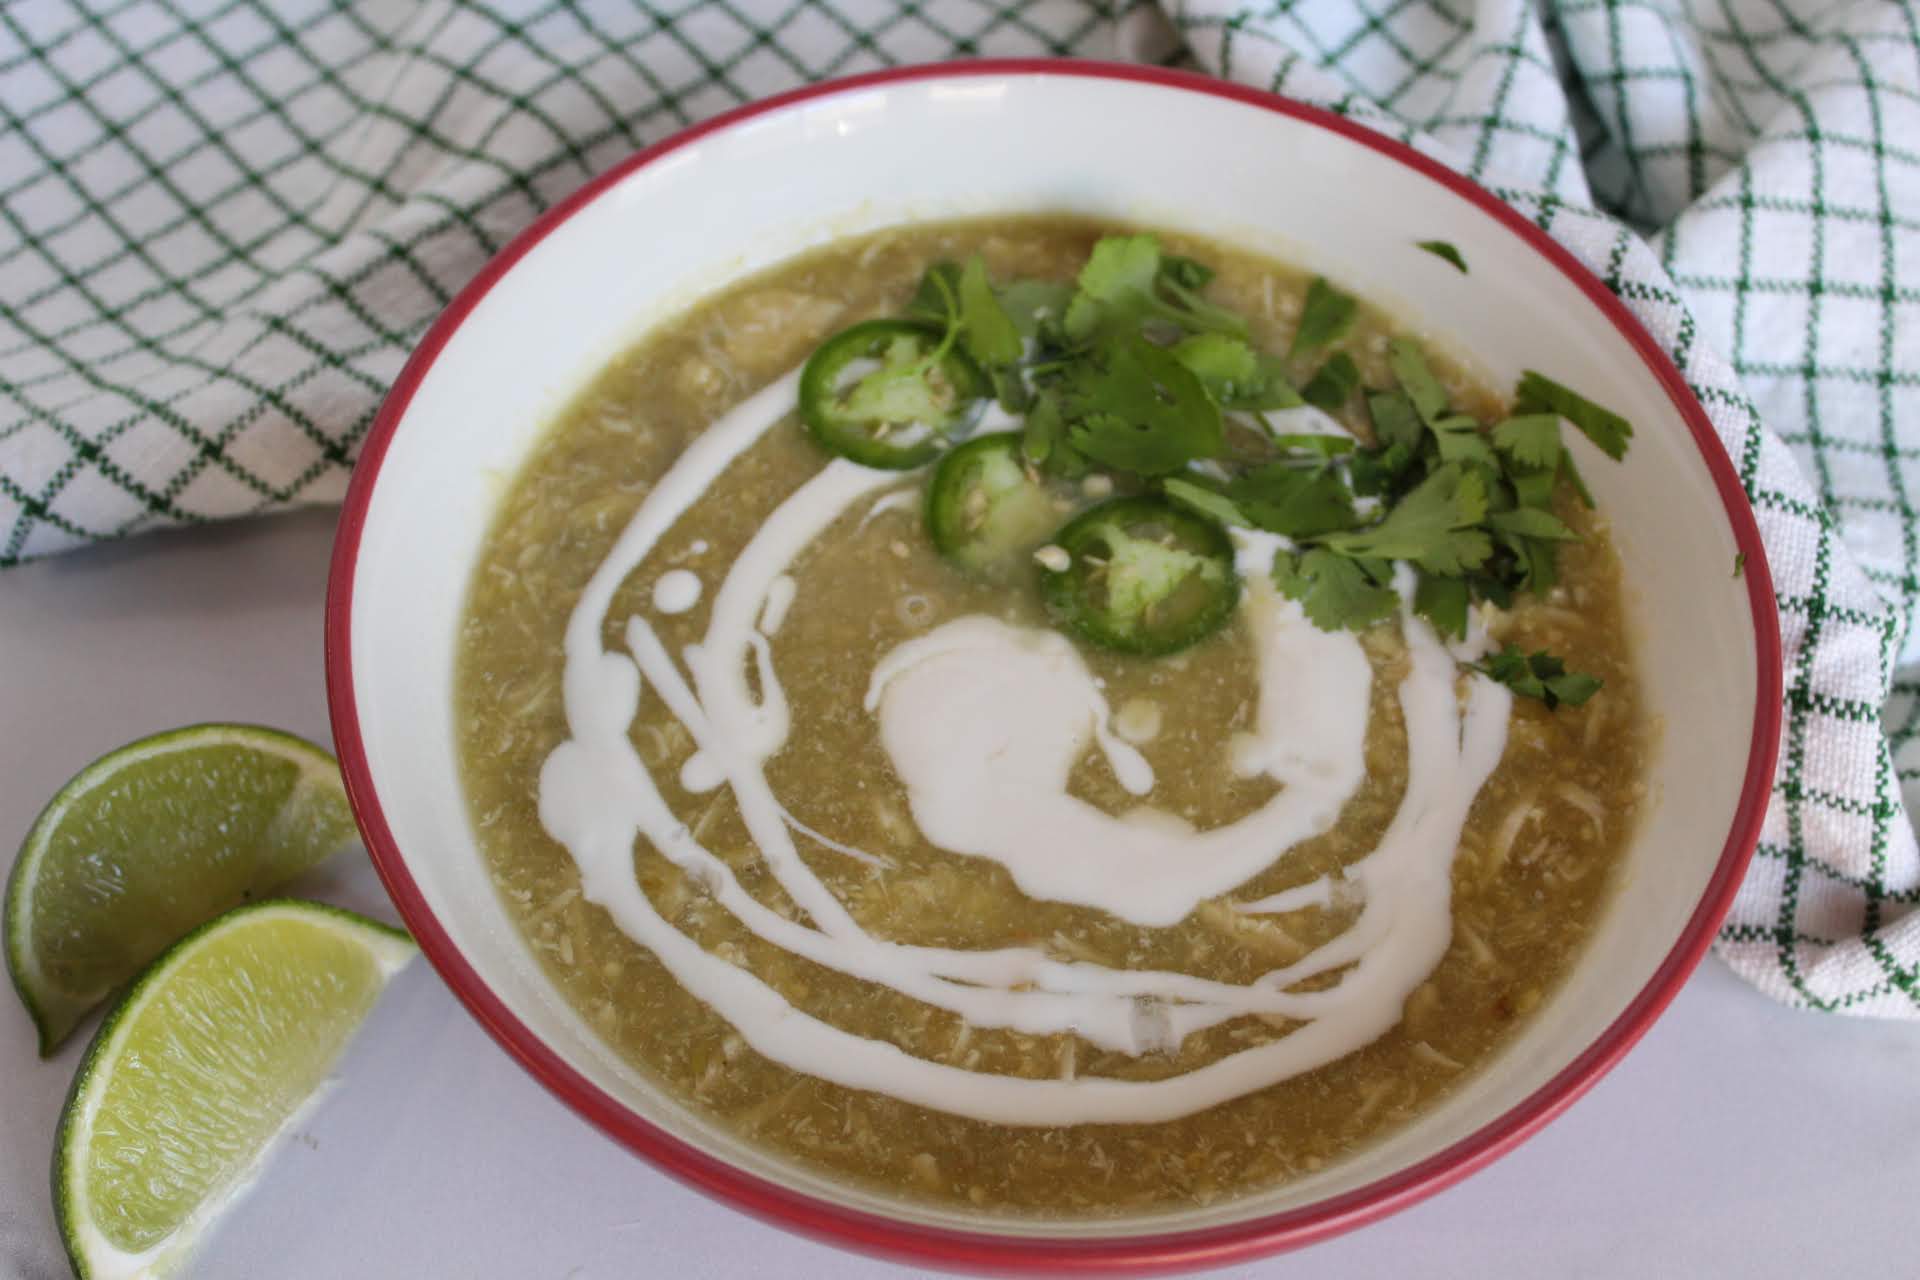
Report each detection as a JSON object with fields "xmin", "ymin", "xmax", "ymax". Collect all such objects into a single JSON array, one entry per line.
[{"xmin": 336, "ymin": 67, "xmax": 1767, "ymax": 1246}]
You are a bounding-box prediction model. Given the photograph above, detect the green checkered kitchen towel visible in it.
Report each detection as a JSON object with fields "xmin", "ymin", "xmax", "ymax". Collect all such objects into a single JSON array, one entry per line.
[{"xmin": 3, "ymin": 1, "xmax": 1917, "ymax": 1016}]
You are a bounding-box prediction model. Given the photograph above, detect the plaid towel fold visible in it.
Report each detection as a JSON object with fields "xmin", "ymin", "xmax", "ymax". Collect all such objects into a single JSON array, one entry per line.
[{"xmin": 3, "ymin": 0, "xmax": 1916, "ymax": 1015}]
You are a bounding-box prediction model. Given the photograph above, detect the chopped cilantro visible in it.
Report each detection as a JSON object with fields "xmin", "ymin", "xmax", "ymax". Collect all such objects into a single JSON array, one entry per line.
[
  {"xmin": 1471, "ymin": 645, "xmax": 1603, "ymax": 710},
  {"xmin": 1065, "ymin": 234, "xmax": 1244, "ymax": 342},
  {"xmin": 1367, "ymin": 390, "xmax": 1424, "ymax": 452},
  {"xmin": 1156, "ymin": 261, "xmax": 1247, "ymax": 337},
  {"xmin": 798, "ymin": 232, "xmax": 1636, "ymax": 669},
  {"xmin": 1237, "ymin": 354, "xmax": 1307, "ymax": 410},
  {"xmin": 1163, "ymin": 476, "xmax": 1254, "ymax": 528},
  {"xmin": 1388, "ymin": 337, "xmax": 1449, "ymax": 423},
  {"xmin": 1414, "ymin": 571, "xmax": 1470, "ymax": 639},
  {"xmin": 1172, "ymin": 332, "xmax": 1257, "ymax": 395},
  {"xmin": 1229, "ymin": 462, "xmax": 1358, "ymax": 538},
  {"xmin": 1065, "ymin": 235, "xmax": 1160, "ymax": 340},
  {"xmin": 1491, "ymin": 413, "xmax": 1563, "ymax": 470},
  {"xmin": 903, "ymin": 262, "xmax": 962, "ymax": 328},
  {"xmin": 1270, "ymin": 433, "xmax": 1355, "ymax": 458},
  {"xmin": 1301, "ymin": 352, "xmax": 1360, "ymax": 410},
  {"xmin": 1515, "ymin": 371, "xmax": 1633, "ymax": 460},
  {"xmin": 1509, "ymin": 465, "xmax": 1558, "ymax": 510},
  {"xmin": 1559, "ymin": 447, "xmax": 1597, "ymax": 508},
  {"xmin": 1486, "ymin": 508, "xmax": 1578, "ymax": 541},
  {"xmin": 1349, "ymin": 441, "xmax": 1415, "ymax": 498},
  {"xmin": 1496, "ymin": 525, "xmax": 1562, "ymax": 595},
  {"xmin": 1290, "ymin": 277, "xmax": 1358, "ymax": 357},
  {"xmin": 1320, "ymin": 463, "xmax": 1491, "ymax": 575},
  {"xmin": 1734, "ymin": 551, "xmax": 1747, "ymax": 579},
  {"xmin": 1430, "ymin": 414, "xmax": 1495, "ymax": 467},
  {"xmin": 997, "ymin": 279, "xmax": 1073, "ymax": 336},
  {"xmin": 1416, "ymin": 240, "xmax": 1469, "ymax": 273},
  {"xmin": 1161, "ymin": 254, "xmax": 1215, "ymax": 289},
  {"xmin": 1022, "ymin": 391, "xmax": 1061, "ymax": 465},
  {"xmin": 958, "ymin": 255, "xmax": 1021, "ymax": 368},
  {"xmin": 1273, "ymin": 549, "xmax": 1399, "ymax": 631},
  {"xmin": 1060, "ymin": 333, "xmax": 1222, "ymax": 474}
]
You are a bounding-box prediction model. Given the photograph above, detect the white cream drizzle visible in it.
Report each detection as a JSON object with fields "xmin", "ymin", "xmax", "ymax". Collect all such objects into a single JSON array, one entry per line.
[
  {"xmin": 535, "ymin": 363, "xmax": 1514, "ymax": 1126},
  {"xmin": 855, "ymin": 487, "xmax": 919, "ymax": 532},
  {"xmin": 652, "ymin": 569, "xmax": 702, "ymax": 614},
  {"xmin": 758, "ymin": 575, "xmax": 796, "ymax": 635}
]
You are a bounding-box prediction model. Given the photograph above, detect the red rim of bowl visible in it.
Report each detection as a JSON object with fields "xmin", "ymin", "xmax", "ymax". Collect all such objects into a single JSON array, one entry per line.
[{"xmin": 325, "ymin": 58, "xmax": 1783, "ymax": 1276}]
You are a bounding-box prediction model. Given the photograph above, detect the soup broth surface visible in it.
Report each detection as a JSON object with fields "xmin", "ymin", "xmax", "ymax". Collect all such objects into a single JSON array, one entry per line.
[{"xmin": 456, "ymin": 218, "xmax": 1648, "ymax": 1214}]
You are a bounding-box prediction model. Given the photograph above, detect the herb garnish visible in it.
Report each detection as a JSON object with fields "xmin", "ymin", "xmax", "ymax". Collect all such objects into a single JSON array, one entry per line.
[
  {"xmin": 1291, "ymin": 278, "xmax": 1359, "ymax": 357},
  {"xmin": 1470, "ymin": 646, "xmax": 1603, "ymax": 709},
  {"xmin": 797, "ymin": 234, "xmax": 1636, "ymax": 705},
  {"xmin": 1301, "ymin": 352, "xmax": 1360, "ymax": 411},
  {"xmin": 1514, "ymin": 371, "xmax": 1633, "ymax": 460},
  {"xmin": 1416, "ymin": 240, "xmax": 1469, "ymax": 273}
]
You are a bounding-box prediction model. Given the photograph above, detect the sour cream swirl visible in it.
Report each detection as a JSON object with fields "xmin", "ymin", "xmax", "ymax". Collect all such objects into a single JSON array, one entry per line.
[{"xmin": 535, "ymin": 365, "xmax": 1512, "ymax": 1126}]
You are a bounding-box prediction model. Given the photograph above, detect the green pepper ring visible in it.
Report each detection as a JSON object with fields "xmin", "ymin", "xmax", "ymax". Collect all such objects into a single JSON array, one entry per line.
[
  {"xmin": 798, "ymin": 319, "xmax": 987, "ymax": 470},
  {"xmin": 1038, "ymin": 495, "xmax": 1241, "ymax": 656},
  {"xmin": 924, "ymin": 431, "xmax": 1063, "ymax": 572}
]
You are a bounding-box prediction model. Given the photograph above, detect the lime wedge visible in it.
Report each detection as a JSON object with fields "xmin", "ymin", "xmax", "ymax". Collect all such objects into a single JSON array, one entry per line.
[
  {"xmin": 55, "ymin": 899, "xmax": 414, "ymax": 1279},
  {"xmin": 5, "ymin": 724, "xmax": 359, "ymax": 1055}
]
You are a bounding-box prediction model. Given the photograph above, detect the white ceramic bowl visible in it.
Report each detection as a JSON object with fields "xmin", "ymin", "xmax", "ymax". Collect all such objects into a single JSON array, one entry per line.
[{"xmin": 326, "ymin": 61, "xmax": 1780, "ymax": 1273}]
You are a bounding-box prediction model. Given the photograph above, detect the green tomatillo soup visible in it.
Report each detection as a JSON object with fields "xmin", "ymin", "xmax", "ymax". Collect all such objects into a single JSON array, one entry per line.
[{"xmin": 455, "ymin": 218, "xmax": 1650, "ymax": 1213}]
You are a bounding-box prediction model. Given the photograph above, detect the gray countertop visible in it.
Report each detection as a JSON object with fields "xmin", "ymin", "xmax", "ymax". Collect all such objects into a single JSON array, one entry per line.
[{"xmin": 4, "ymin": 507, "xmax": 1916, "ymax": 1280}]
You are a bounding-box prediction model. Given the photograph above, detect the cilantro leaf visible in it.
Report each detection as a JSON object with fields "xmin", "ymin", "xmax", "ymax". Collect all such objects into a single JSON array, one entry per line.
[
  {"xmin": 1349, "ymin": 441, "xmax": 1416, "ymax": 498},
  {"xmin": 1171, "ymin": 335, "xmax": 1305, "ymax": 411},
  {"xmin": 1559, "ymin": 447, "xmax": 1597, "ymax": 508},
  {"xmin": 1514, "ymin": 371, "xmax": 1633, "ymax": 460},
  {"xmin": 1414, "ymin": 571, "xmax": 1470, "ymax": 639},
  {"xmin": 1367, "ymin": 390, "xmax": 1424, "ymax": 451},
  {"xmin": 1157, "ymin": 264, "xmax": 1248, "ymax": 337},
  {"xmin": 1429, "ymin": 414, "xmax": 1494, "ymax": 467},
  {"xmin": 1067, "ymin": 234, "xmax": 1161, "ymax": 339},
  {"xmin": 1301, "ymin": 352, "xmax": 1360, "ymax": 410},
  {"xmin": 1491, "ymin": 413, "xmax": 1563, "ymax": 470},
  {"xmin": 1164, "ymin": 477, "xmax": 1254, "ymax": 527},
  {"xmin": 958, "ymin": 255, "xmax": 1021, "ymax": 368},
  {"xmin": 1416, "ymin": 240, "xmax": 1469, "ymax": 273},
  {"xmin": 1290, "ymin": 277, "xmax": 1358, "ymax": 357},
  {"xmin": 1060, "ymin": 333, "xmax": 1223, "ymax": 474},
  {"xmin": 1161, "ymin": 254, "xmax": 1215, "ymax": 289},
  {"xmin": 1021, "ymin": 390, "xmax": 1087, "ymax": 476},
  {"xmin": 1235, "ymin": 354, "xmax": 1307, "ymax": 410},
  {"xmin": 1320, "ymin": 462, "xmax": 1492, "ymax": 574},
  {"xmin": 1171, "ymin": 332, "xmax": 1257, "ymax": 395},
  {"xmin": 1388, "ymin": 337, "xmax": 1449, "ymax": 423},
  {"xmin": 904, "ymin": 262, "xmax": 961, "ymax": 328},
  {"xmin": 997, "ymin": 280, "xmax": 1073, "ymax": 337},
  {"xmin": 1065, "ymin": 234, "xmax": 1244, "ymax": 342},
  {"xmin": 1270, "ymin": 433, "xmax": 1355, "ymax": 458},
  {"xmin": 1229, "ymin": 462, "xmax": 1358, "ymax": 537},
  {"xmin": 1487, "ymin": 508, "xmax": 1579, "ymax": 541},
  {"xmin": 1471, "ymin": 644, "xmax": 1603, "ymax": 710},
  {"xmin": 1498, "ymin": 528, "xmax": 1562, "ymax": 595},
  {"xmin": 1509, "ymin": 466, "xmax": 1557, "ymax": 509},
  {"xmin": 1273, "ymin": 548, "xmax": 1399, "ymax": 632}
]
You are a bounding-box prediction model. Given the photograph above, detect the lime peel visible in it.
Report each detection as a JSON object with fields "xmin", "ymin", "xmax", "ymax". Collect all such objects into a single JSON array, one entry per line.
[
  {"xmin": 5, "ymin": 723, "xmax": 358, "ymax": 1055},
  {"xmin": 54, "ymin": 899, "xmax": 413, "ymax": 1280}
]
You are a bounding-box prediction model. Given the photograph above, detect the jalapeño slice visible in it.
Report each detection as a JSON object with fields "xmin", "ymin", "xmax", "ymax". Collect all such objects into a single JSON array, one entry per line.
[
  {"xmin": 926, "ymin": 432, "xmax": 1070, "ymax": 576},
  {"xmin": 1038, "ymin": 496, "xmax": 1240, "ymax": 656},
  {"xmin": 798, "ymin": 319, "xmax": 986, "ymax": 469}
]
